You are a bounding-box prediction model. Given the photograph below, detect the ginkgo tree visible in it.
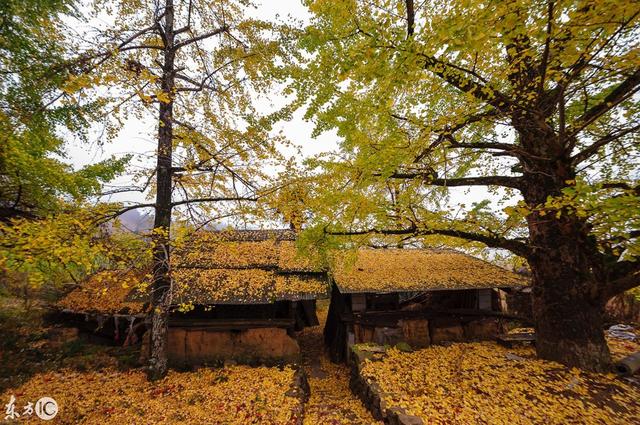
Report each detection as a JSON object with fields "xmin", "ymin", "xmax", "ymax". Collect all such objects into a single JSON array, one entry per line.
[
  {"xmin": 66, "ymin": 0, "xmax": 289, "ymax": 379},
  {"xmin": 291, "ymin": 0, "xmax": 640, "ymax": 371}
]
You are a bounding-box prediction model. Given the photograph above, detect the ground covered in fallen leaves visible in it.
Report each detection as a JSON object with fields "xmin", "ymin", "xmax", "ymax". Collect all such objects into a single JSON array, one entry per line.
[
  {"xmin": 359, "ymin": 340, "xmax": 640, "ymax": 424},
  {"xmin": 2, "ymin": 367, "xmax": 301, "ymax": 424},
  {"xmin": 297, "ymin": 301, "xmax": 381, "ymax": 425},
  {"xmin": 3, "ymin": 296, "xmax": 639, "ymax": 424},
  {"xmin": 0, "ymin": 299, "xmax": 303, "ymax": 424}
]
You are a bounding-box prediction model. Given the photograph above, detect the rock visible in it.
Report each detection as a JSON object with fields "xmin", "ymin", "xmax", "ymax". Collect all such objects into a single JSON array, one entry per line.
[
  {"xmin": 395, "ymin": 342, "xmax": 413, "ymax": 352},
  {"xmin": 430, "ymin": 319, "xmax": 464, "ymax": 344},
  {"xmin": 505, "ymin": 352, "xmax": 525, "ymax": 361},
  {"xmin": 387, "ymin": 407, "xmax": 425, "ymax": 425},
  {"xmin": 396, "ymin": 412, "xmax": 425, "ymax": 425},
  {"xmin": 400, "ymin": 319, "xmax": 430, "ymax": 348},
  {"xmin": 464, "ymin": 318, "xmax": 503, "ymax": 340}
]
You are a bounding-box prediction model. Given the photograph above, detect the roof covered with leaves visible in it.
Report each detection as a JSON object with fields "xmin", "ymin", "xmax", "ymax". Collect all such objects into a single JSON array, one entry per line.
[
  {"xmin": 57, "ymin": 230, "xmax": 328, "ymax": 314},
  {"xmin": 170, "ymin": 230, "xmax": 326, "ymax": 305},
  {"xmin": 57, "ymin": 270, "xmax": 150, "ymax": 315},
  {"xmin": 330, "ymin": 248, "xmax": 529, "ymax": 294}
]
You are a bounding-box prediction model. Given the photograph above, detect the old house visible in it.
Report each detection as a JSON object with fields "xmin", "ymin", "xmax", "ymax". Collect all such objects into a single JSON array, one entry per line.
[
  {"xmin": 323, "ymin": 248, "xmax": 529, "ymax": 362},
  {"xmin": 57, "ymin": 229, "xmax": 328, "ymax": 366}
]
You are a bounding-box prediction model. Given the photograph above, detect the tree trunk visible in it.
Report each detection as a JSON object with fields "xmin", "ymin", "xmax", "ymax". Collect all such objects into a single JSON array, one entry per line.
[
  {"xmin": 520, "ymin": 150, "xmax": 612, "ymax": 371},
  {"xmin": 528, "ymin": 218, "xmax": 612, "ymax": 371},
  {"xmin": 531, "ymin": 273, "xmax": 611, "ymax": 372},
  {"xmin": 147, "ymin": 0, "xmax": 175, "ymax": 381}
]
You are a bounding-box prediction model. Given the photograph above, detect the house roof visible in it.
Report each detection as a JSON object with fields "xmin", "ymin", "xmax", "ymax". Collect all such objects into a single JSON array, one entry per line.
[
  {"xmin": 170, "ymin": 229, "xmax": 326, "ymax": 305},
  {"xmin": 57, "ymin": 270, "xmax": 150, "ymax": 315},
  {"xmin": 57, "ymin": 229, "xmax": 327, "ymax": 314},
  {"xmin": 330, "ymin": 248, "xmax": 529, "ymax": 294},
  {"xmin": 173, "ymin": 230, "xmax": 318, "ymax": 272}
]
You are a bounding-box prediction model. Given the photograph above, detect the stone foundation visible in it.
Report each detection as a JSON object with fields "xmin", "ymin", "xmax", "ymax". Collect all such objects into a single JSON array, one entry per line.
[
  {"xmin": 167, "ymin": 327, "xmax": 300, "ymax": 366},
  {"xmin": 353, "ymin": 317, "xmax": 504, "ymax": 349}
]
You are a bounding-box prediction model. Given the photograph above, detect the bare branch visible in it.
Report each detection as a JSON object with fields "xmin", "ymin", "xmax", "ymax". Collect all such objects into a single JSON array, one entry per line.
[
  {"xmin": 171, "ymin": 196, "xmax": 257, "ymax": 207},
  {"xmin": 174, "ymin": 26, "xmax": 229, "ymax": 50},
  {"xmin": 326, "ymin": 226, "xmax": 531, "ymax": 257},
  {"xmin": 571, "ymin": 123, "xmax": 640, "ymax": 165}
]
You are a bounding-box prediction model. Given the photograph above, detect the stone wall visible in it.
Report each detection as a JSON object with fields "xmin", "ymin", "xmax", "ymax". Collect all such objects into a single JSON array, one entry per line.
[
  {"xmin": 353, "ymin": 317, "xmax": 504, "ymax": 349},
  {"xmin": 288, "ymin": 368, "xmax": 311, "ymax": 425},
  {"xmin": 167, "ymin": 327, "xmax": 300, "ymax": 366},
  {"xmin": 349, "ymin": 345, "xmax": 424, "ymax": 425}
]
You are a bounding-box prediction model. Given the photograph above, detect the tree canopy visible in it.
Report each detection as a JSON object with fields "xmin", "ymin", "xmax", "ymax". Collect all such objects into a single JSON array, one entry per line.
[
  {"xmin": 289, "ymin": 0, "xmax": 640, "ymax": 370},
  {"xmin": 0, "ymin": 0, "xmax": 130, "ymax": 220}
]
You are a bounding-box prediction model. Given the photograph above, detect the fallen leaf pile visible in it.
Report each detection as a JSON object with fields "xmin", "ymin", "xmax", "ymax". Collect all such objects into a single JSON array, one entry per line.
[
  {"xmin": 331, "ymin": 249, "xmax": 528, "ymax": 293},
  {"xmin": 1, "ymin": 366, "xmax": 301, "ymax": 424},
  {"xmin": 359, "ymin": 342, "xmax": 640, "ymax": 424}
]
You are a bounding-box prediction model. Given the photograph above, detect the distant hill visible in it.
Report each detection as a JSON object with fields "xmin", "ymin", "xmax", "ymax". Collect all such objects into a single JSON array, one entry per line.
[{"xmin": 117, "ymin": 209, "xmax": 154, "ymax": 233}]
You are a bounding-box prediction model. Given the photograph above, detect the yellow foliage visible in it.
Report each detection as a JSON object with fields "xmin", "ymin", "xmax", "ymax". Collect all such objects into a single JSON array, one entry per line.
[
  {"xmin": 57, "ymin": 270, "xmax": 149, "ymax": 315},
  {"xmin": 174, "ymin": 231, "xmax": 321, "ymax": 272}
]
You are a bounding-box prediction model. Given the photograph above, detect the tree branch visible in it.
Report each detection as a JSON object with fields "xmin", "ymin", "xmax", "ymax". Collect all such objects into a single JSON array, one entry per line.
[
  {"xmin": 571, "ymin": 123, "xmax": 640, "ymax": 165},
  {"xmin": 418, "ymin": 53, "xmax": 514, "ymax": 112},
  {"xmin": 600, "ymin": 262, "xmax": 640, "ymax": 301},
  {"xmin": 325, "ymin": 226, "xmax": 531, "ymax": 257},
  {"xmin": 567, "ymin": 68, "xmax": 640, "ymax": 137},
  {"xmin": 537, "ymin": 1, "xmax": 554, "ymax": 94},
  {"xmin": 405, "ymin": 0, "xmax": 415, "ymax": 37},
  {"xmin": 171, "ymin": 196, "xmax": 257, "ymax": 207},
  {"xmin": 174, "ymin": 26, "xmax": 229, "ymax": 50},
  {"xmin": 388, "ymin": 173, "xmax": 523, "ymax": 189}
]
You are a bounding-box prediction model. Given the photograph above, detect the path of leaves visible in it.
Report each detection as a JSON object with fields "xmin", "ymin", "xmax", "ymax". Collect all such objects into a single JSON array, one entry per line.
[{"xmin": 298, "ymin": 302, "xmax": 381, "ymax": 425}]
